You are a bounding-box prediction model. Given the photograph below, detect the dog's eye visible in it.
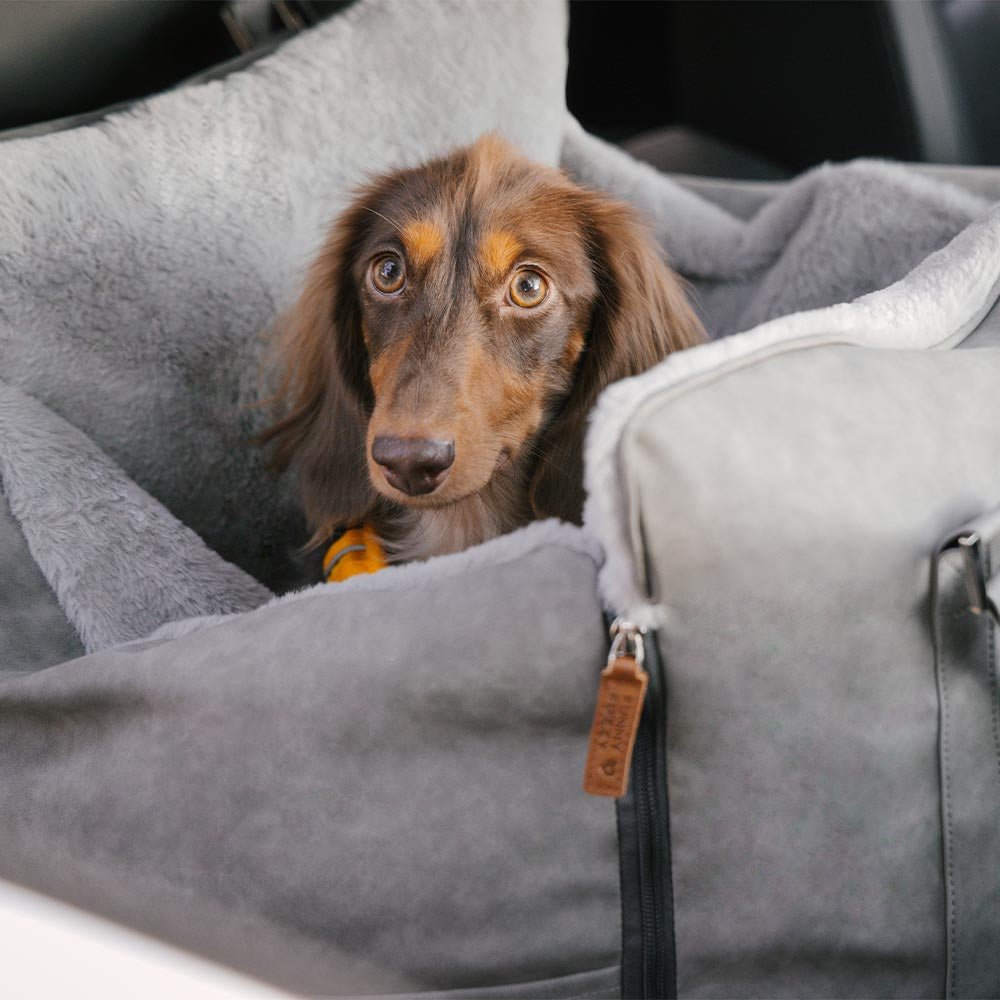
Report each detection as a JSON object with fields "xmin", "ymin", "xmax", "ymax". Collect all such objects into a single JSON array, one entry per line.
[
  {"xmin": 372, "ymin": 254, "xmax": 405, "ymax": 294},
  {"xmin": 508, "ymin": 269, "xmax": 548, "ymax": 308}
]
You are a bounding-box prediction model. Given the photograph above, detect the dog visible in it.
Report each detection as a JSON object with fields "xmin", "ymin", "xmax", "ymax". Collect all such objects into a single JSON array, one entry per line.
[{"xmin": 260, "ymin": 134, "xmax": 705, "ymax": 567}]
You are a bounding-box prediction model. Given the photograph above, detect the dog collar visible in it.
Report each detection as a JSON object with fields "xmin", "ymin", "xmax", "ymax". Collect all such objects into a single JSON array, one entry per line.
[{"xmin": 323, "ymin": 524, "xmax": 387, "ymax": 583}]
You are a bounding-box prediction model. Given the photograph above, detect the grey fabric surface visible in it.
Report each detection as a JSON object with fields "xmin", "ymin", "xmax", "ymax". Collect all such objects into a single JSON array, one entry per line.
[
  {"xmin": 0, "ymin": 381, "xmax": 270, "ymax": 654},
  {"xmin": 0, "ymin": 489, "xmax": 84, "ymax": 674},
  {"xmin": 666, "ymin": 162, "xmax": 1000, "ymax": 224},
  {"xmin": 0, "ymin": 0, "xmax": 569, "ymax": 590},
  {"xmin": 616, "ymin": 344, "xmax": 1000, "ymax": 997},
  {"xmin": 562, "ymin": 123, "xmax": 993, "ymax": 340},
  {"xmin": 0, "ymin": 533, "xmax": 619, "ymax": 995}
]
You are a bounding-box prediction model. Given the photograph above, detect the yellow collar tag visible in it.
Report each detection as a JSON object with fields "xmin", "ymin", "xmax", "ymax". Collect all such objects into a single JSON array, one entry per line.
[{"xmin": 323, "ymin": 524, "xmax": 388, "ymax": 583}]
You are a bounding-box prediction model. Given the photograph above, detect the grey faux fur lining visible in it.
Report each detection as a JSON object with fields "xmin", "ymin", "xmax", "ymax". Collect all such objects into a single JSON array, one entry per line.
[{"xmin": 0, "ymin": 382, "xmax": 270, "ymax": 653}]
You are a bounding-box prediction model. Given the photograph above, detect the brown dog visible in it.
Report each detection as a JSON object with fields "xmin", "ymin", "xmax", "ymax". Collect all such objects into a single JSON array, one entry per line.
[{"xmin": 261, "ymin": 134, "xmax": 704, "ymax": 564}]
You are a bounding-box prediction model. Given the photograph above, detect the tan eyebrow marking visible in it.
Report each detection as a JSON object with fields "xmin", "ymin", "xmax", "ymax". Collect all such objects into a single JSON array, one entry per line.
[
  {"xmin": 401, "ymin": 219, "xmax": 445, "ymax": 268},
  {"xmin": 479, "ymin": 229, "xmax": 522, "ymax": 281},
  {"xmin": 368, "ymin": 334, "xmax": 413, "ymax": 397}
]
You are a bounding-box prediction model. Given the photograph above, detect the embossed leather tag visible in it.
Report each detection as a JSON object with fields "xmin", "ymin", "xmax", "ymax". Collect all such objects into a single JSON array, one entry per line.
[{"xmin": 583, "ymin": 655, "xmax": 648, "ymax": 798}]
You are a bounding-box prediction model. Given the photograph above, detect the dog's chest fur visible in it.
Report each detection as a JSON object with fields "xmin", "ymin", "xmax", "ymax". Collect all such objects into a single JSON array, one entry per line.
[{"xmin": 385, "ymin": 466, "xmax": 532, "ymax": 562}]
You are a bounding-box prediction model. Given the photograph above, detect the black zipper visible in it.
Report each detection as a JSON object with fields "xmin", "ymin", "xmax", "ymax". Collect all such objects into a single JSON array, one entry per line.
[{"xmin": 616, "ymin": 627, "xmax": 675, "ymax": 999}]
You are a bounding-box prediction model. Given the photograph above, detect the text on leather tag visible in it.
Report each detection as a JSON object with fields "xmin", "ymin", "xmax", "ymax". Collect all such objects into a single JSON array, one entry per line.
[{"xmin": 583, "ymin": 655, "xmax": 648, "ymax": 798}]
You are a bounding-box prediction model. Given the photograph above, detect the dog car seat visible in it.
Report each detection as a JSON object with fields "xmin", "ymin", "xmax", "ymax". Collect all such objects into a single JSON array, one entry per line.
[{"xmin": 3, "ymin": 1, "xmax": 1000, "ymax": 996}]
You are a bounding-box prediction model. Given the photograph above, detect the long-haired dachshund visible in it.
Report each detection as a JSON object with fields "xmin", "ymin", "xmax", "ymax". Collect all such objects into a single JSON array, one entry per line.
[{"xmin": 261, "ymin": 134, "xmax": 704, "ymax": 566}]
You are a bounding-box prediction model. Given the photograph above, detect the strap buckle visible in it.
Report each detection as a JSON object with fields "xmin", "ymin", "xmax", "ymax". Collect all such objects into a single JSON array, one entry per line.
[
  {"xmin": 956, "ymin": 532, "xmax": 998, "ymax": 624},
  {"xmin": 608, "ymin": 618, "xmax": 646, "ymax": 667}
]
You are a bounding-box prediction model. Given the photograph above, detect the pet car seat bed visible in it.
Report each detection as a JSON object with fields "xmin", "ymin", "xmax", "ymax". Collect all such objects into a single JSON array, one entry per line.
[{"xmin": 2, "ymin": 1, "xmax": 1000, "ymax": 995}]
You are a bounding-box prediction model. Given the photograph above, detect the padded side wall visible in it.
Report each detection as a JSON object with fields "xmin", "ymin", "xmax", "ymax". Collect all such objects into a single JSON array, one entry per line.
[
  {"xmin": 622, "ymin": 345, "xmax": 1000, "ymax": 997},
  {"xmin": 0, "ymin": 538, "xmax": 620, "ymax": 995}
]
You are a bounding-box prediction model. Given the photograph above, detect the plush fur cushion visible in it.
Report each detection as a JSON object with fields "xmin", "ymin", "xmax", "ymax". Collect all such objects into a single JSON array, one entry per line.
[
  {"xmin": 0, "ymin": 0, "xmax": 569, "ymax": 589},
  {"xmin": 0, "ymin": 381, "xmax": 269, "ymax": 657}
]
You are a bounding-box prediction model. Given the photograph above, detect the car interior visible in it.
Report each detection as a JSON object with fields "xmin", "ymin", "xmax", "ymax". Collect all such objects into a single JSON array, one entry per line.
[{"xmin": 2, "ymin": 0, "xmax": 998, "ymax": 171}]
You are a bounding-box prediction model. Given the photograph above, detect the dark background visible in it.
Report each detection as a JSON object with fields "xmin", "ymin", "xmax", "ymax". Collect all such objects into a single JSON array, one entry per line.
[
  {"xmin": 1, "ymin": 0, "xmax": 998, "ymax": 175},
  {"xmin": 566, "ymin": 0, "xmax": 918, "ymax": 172}
]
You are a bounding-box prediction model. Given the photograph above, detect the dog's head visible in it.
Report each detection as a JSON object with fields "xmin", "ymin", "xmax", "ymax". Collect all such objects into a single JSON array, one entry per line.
[{"xmin": 263, "ymin": 134, "xmax": 704, "ymax": 545}]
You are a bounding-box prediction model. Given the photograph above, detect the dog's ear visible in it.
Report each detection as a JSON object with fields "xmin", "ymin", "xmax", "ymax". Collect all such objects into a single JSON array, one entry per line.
[
  {"xmin": 529, "ymin": 193, "xmax": 705, "ymax": 524},
  {"xmin": 259, "ymin": 198, "xmax": 379, "ymax": 546}
]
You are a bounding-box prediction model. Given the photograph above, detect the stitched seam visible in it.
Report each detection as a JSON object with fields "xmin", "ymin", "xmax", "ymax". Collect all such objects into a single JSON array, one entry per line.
[
  {"xmin": 985, "ymin": 548, "xmax": 1000, "ymax": 794},
  {"xmin": 990, "ymin": 618, "xmax": 1000, "ymax": 787},
  {"xmin": 940, "ymin": 610, "xmax": 958, "ymax": 1000}
]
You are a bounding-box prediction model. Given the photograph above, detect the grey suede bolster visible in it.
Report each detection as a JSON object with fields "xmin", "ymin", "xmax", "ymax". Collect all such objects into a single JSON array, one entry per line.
[
  {"xmin": 0, "ymin": 537, "xmax": 620, "ymax": 995},
  {"xmin": 613, "ymin": 343, "xmax": 1000, "ymax": 997}
]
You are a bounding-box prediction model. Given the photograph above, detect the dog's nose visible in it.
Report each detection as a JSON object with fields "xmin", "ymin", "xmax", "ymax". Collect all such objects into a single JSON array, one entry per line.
[{"xmin": 371, "ymin": 435, "xmax": 455, "ymax": 496}]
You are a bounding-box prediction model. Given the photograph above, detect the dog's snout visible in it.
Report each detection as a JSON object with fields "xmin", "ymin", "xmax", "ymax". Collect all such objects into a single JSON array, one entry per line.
[{"xmin": 372, "ymin": 435, "xmax": 455, "ymax": 496}]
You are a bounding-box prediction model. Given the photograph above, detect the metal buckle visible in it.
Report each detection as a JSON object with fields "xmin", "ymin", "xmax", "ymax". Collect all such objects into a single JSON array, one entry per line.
[
  {"xmin": 957, "ymin": 532, "xmax": 995, "ymax": 621},
  {"xmin": 608, "ymin": 618, "xmax": 646, "ymax": 667}
]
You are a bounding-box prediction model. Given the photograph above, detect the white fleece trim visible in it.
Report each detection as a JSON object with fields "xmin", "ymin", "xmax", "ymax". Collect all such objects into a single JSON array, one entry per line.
[{"xmin": 584, "ymin": 201, "xmax": 1000, "ymax": 625}]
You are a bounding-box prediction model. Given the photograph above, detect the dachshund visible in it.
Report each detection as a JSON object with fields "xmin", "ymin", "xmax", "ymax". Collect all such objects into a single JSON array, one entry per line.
[{"xmin": 260, "ymin": 134, "xmax": 705, "ymax": 567}]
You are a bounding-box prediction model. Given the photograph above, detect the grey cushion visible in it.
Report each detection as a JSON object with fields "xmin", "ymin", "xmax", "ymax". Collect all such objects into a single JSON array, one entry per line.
[
  {"xmin": 0, "ymin": 380, "xmax": 269, "ymax": 655},
  {"xmin": 561, "ymin": 121, "xmax": 994, "ymax": 342},
  {"xmin": 0, "ymin": 523, "xmax": 620, "ymax": 996},
  {"xmin": 621, "ymin": 345, "xmax": 1000, "ymax": 997}
]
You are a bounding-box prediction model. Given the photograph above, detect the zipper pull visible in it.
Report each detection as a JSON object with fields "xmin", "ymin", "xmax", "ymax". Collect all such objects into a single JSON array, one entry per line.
[{"xmin": 584, "ymin": 619, "xmax": 649, "ymax": 798}]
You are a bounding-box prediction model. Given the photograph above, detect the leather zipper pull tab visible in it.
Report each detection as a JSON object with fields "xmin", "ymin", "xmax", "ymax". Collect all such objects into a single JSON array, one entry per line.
[{"xmin": 584, "ymin": 620, "xmax": 649, "ymax": 798}]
